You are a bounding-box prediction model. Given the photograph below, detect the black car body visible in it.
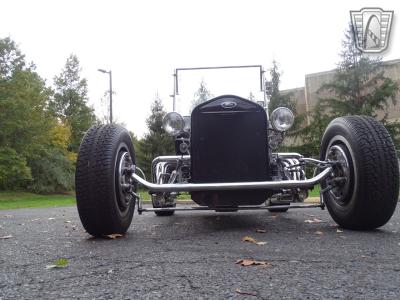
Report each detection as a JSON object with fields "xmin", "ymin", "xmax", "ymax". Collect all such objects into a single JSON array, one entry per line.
[{"xmin": 75, "ymin": 65, "xmax": 399, "ymax": 237}]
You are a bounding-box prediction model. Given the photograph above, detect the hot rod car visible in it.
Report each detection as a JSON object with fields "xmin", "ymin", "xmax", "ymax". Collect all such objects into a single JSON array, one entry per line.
[{"xmin": 75, "ymin": 65, "xmax": 399, "ymax": 237}]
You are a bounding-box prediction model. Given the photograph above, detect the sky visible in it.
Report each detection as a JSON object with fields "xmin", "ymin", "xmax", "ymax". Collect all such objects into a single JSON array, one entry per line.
[{"xmin": 1, "ymin": 0, "xmax": 399, "ymax": 137}]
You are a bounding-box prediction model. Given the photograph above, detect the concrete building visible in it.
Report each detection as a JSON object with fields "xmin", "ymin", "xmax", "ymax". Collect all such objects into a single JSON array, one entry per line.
[{"xmin": 282, "ymin": 58, "xmax": 400, "ymax": 124}]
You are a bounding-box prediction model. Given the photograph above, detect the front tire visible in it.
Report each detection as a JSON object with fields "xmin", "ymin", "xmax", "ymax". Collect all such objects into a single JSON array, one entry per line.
[
  {"xmin": 320, "ymin": 116, "xmax": 399, "ymax": 230},
  {"xmin": 75, "ymin": 124, "xmax": 136, "ymax": 237}
]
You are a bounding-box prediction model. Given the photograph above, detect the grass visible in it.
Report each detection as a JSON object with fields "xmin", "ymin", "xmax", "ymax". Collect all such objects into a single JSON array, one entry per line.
[
  {"xmin": 0, "ymin": 190, "xmax": 191, "ymax": 210},
  {"xmin": 308, "ymin": 184, "xmax": 320, "ymax": 197},
  {"xmin": 0, "ymin": 191, "xmax": 76, "ymax": 210},
  {"xmin": 1, "ymin": 185, "xmax": 318, "ymax": 210}
]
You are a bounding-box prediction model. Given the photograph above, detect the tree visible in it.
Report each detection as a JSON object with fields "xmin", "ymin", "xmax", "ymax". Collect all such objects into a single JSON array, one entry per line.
[
  {"xmin": 191, "ymin": 80, "xmax": 212, "ymax": 109},
  {"xmin": 138, "ymin": 96, "xmax": 175, "ymax": 179},
  {"xmin": 248, "ymin": 92, "xmax": 256, "ymax": 101},
  {"xmin": 299, "ymin": 25, "xmax": 400, "ymax": 154},
  {"xmin": 267, "ymin": 60, "xmax": 296, "ymax": 113},
  {"xmin": 0, "ymin": 37, "xmax": 27, "ymax": 79},
  {"xmin": 51, "ymin": 54, "xmax": 97, "ymax": 153},
  {"xmin": 0, "ymin": 37, "xmax": 75, "ymax": 192}
]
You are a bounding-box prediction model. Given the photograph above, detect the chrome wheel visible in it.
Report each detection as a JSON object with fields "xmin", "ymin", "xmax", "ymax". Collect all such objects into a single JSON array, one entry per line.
[
  {"xmin": 326, "ymin": 144, "xmax": 353, "ymax": 205},
  {"xmin": 116, "ymin": 150, "xmax": 135, "ymax": 212}
]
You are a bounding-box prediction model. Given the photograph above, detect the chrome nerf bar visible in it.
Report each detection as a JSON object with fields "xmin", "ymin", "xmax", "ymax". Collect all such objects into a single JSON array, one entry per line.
[{"xmin": 132, "ymin": 167, "xmax": 332, "ymax": 193}]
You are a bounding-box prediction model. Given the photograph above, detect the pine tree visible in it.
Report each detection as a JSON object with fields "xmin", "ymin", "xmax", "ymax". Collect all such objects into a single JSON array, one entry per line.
[
  {"xmin": 267, "ymin": 60, "xmax": 296, "ymax": 113},
  {"xmin": 248, "ymin": 92, "xmax": 256, "ymax": 101},
  {"xmin": 299, "ymin": 25, "xmax": 400, "ymax": 154},
  {"xmin": 191, "ymin": 80, "xmax": 212, "ymax": 109},
  {"xmin": 318, "ymin": 26, "xmax": 398, "ymax": 119},
  {"xmin": 51, "ymin": 54, "xmax": 97, "ymax": 152},
  {"xmin": 138, "ymin": 96, "xmax": 175, "ymax": 179}
]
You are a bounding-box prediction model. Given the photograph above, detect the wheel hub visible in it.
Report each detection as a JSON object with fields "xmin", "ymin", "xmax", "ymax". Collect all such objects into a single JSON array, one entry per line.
[
  {"xmin": 117, "ymin": 151, "xmax": 135, "ymax": 211},
  {"xmin": 326, "ymin": 144, "xmax": 351, "ymax": 204}
]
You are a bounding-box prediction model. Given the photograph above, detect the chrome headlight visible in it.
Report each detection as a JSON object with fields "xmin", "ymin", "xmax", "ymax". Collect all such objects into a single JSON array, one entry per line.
[
  {"xmin": 183, "ymin": 116, "xmax": 191, "ymax": 132},
  {"xmin": 270, "ymin": 107, "xmax": 294, "ymax": 132},
  {"xmin": 162, "ymin": 112, "xmax": 184, "ymax": 136}
]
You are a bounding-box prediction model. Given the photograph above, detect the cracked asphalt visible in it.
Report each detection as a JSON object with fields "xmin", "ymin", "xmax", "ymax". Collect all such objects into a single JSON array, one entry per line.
[{"xmin": 1, "ymin": 204, "xmax": 400, "ymax": 299}]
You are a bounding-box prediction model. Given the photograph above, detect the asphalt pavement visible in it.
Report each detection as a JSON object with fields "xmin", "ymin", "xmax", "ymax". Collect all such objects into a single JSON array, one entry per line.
[{"xmin": 1, "ymin": 204, "xmax": 400, "ymax": 299}]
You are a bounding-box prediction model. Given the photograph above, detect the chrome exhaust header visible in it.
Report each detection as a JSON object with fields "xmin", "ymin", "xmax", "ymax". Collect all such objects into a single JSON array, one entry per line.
[{"xmin": 131, "ymin": 167, "xmax": 332, "ymax": 193}]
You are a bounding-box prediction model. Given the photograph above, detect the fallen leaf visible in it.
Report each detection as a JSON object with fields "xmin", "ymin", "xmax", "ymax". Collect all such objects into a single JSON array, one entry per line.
[
  {"xmin": 0, "ymin": 235, "xmax": 12, "ymax": 239},
  {"xmin": 236, "ymin": 259, "xmax": 255, "ymax": 266},
  {"xmin": 235, "ymin": 288, "xmax": 257, "ymax": 296},
  {"xmin": 255, "ymin": 229, "xmax": 266, "ymax": 233},
  {"xmin": 104, "ymin": 233, "xmax": 124, "ymax": 239},
  {"xmin": 242, "ymin": 236, "xmax": 257, "ymax": 243},
  {"xmin": 255, "ymin": 242, "xmax": 267, "ymax": 246},
  {"xmin": 304, "ymin": 218, "xmax": 324, "ymax": 224},
  {"xmin": 336, "ymin": 229, "xmax": 343, "ymax": 233},
  {"xmin": 46, "ymin": 258, "xmax": 69, "ymax": 269},
  {"xmin": 236, "ymin": 259, "xmax": 270, "ymax": 267},
  {"xmin": 315, "ymin": 231, "xmax": 324, "ymax": 235}
]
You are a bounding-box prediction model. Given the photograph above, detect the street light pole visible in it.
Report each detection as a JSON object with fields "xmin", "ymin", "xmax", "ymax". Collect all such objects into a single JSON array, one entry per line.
[
  {"xmin": 98, "ymin": 68, "xmax": 113, "ymax": 124},
  {"xmin": 109, "ymin": 70, "xmax": 113, "ymax": 124}
]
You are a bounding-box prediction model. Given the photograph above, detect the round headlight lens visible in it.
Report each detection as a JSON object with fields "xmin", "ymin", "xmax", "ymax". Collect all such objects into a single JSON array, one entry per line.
[
  {"xmin": 271, "ymin": 107, "xmax": 294, "ymax": 131},
  {"xmin": 183, "ymin": 116, "xmax": 191, "ymax": 132},
  {"xmin": 162, "ymin": 112, "xmax": 184, "ymax": 136}
]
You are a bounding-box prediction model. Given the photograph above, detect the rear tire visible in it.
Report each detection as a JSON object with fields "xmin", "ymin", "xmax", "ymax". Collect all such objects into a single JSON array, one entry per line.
[
  {"xmin": 75, "ymin": 124, "xmax": 136, "ymax": 237},
  {"xmin": 320, "ymin": 116, "xmax": 399, "ymax": 230}
]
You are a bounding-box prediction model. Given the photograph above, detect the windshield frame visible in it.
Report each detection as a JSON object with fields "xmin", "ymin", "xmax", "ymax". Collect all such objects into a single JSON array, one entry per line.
[{"xmin": 171, "ymin": 65, "xmax": 268, "ymax": 114}]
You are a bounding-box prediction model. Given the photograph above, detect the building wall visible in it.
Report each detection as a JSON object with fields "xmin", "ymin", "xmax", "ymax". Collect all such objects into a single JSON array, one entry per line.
[{"xmin": 282, "ymin": 58, "xmax": 400, "ymax": 123}]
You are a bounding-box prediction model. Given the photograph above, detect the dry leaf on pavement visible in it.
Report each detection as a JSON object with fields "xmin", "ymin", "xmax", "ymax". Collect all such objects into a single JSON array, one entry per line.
[
  {"xmin": 304, "ymin": 218, "xmax": 323, "ymax": 224},
  {"xmin": 0, "ymin": 235, "xmax": 12, "ymax": 239},
  {"xmin": 235, "ymin": 288, "xmax": 257, "ymax": 296},
  {"xmin": 104, "ymin": 233, "xmax": 124, "ymax": 239},
  {"xmin": 242, "ymin": 236, "xmax": 266, "ymax": 246},
  {"xmin": 255, "ymin": 242, "xmax": 267, "ymax": 246},
  {"xmin": 242, "ymin": 236, "xmax": 257, "ymax": 243},
  {"xmin": 236, "ymin": 259, "xmax": 270, "ymax": 267}
]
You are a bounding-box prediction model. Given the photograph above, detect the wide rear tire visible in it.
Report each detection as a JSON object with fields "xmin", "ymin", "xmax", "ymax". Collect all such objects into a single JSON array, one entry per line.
[
  {"xmin": 75, "ymin": 124, "xmax": 136, "ymax": 237},
  {"xmin": 320, "ymin": 116, "xmax": 399, "ymax": 230}
]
